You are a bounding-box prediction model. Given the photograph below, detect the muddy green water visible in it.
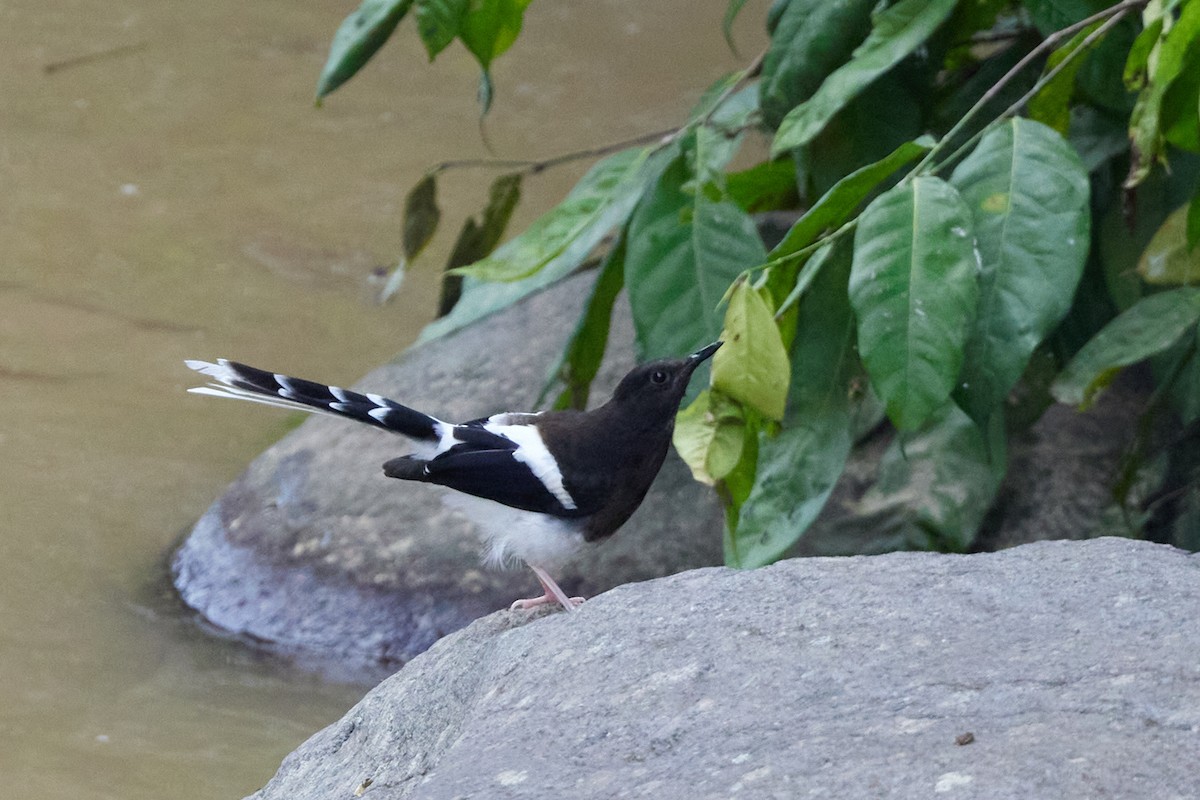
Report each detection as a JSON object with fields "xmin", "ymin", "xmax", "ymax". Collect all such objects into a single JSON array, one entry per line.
[{"xmin": 0, "ymin": 1, "xmax": 760, "ymax": 796}]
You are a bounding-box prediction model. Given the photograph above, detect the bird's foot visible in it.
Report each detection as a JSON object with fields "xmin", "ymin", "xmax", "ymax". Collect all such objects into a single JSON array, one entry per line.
[
  {"xmin": 512, "ymin": 564, "xmax": 585, "ymax": 613},
  {"xmin": 510, "ymin": 592, "xmax": 585, "ymax": 611}
]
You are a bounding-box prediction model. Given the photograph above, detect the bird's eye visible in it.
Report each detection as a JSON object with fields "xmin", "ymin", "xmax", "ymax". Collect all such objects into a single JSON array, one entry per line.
[{"xmin": 651, "ymin": 370, "xmax": 668, "ymax": 385}]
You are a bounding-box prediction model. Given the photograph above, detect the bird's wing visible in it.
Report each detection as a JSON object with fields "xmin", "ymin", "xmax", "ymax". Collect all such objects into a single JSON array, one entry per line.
[{"xmin": 421, "ymin": 447, "xmax": 582, "ymax": 517}]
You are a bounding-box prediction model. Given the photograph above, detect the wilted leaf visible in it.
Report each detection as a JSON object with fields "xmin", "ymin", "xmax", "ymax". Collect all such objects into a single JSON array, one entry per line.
[
  {"xmin": 316, "ymin": 0, "xmax": 414, "ymax": 101},
  {"xmin": 1138, "ymin": 205, "xmax": 1200, "ymax": 285},
  {"xmin": 1051, "ymin": 287, "xmax": 1200, "ymax": 407},
  {"xmin": 950, "ymin": 118, "xmax": 1090, "ymax": 425},
  {"xmin": 850, "ymin": 177, "xmax": 979, "ymax": 431},
  {"xmin": 434, "ymin": 173, "xmax": 521, "ymax": 315},
  {"xmin": 402, "ymin": 174, "xmax": 440, "ymax": 261},
  {"xmin": 771, "ymin": 0, "xmax": 957, "ymax": 155},
  {"xmin": 712, "ymin": 282, "xmax": 790, "ymax": 421}
]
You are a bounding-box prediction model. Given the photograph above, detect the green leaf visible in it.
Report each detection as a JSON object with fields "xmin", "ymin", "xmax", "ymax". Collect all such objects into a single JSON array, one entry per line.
[
  {"xmin": 1138, "ymin": 205, "xmax": 1200, "ymax": 285},
  {"xmin": 711, "ymin": 282, "xmax": 791, "ymax": 421},
  {"xmin": 1027, "ymin": 21, "xmax": 1106, "ymax": 134},
  {"xmin": 1167, "ymin": 326, "xmax": 1200, "ymax": 425},
  {"xmin": 458, "ymin": 0, "xmax": 531, "ymax": 66},
  {"xmin": 950, "ymin": 118, "xmax": 1091, "ymax": 426},
  {"xmin": 771, "ymin": 0, "xmax": 958, "ymax": 155},
  {"xmin": 625, "ymin": 150, "xmax": 768, "ymax": 360},
  {"xmin": 857, "ymin": 402, "xmax": 1006, "ymax": 553},
  {"xmin": 849, "ymin": 176, "xmax": 979, "ymax": 431},
  {"xmin": 1125, "ymin": 0, "xmax": 1200, "ymax": 189},
  {"xmin": 1161, "ymin": 36, "xmax": 1200, "ymax": 152},
  {"xmin": 1023, "ymin": 0, "xmax": 1108, "ymax": 36},
  {"xmin": 540, "ymin": 238, "xmax": 626, "ymax": 410},
  {"xmin": 1190, "ymin": 192, "xmax": 1200, "ymax": 251},
  {"xmin": 758, "ymin": 0, "xmax": 875, "ymax": 130},
  {"xmin": 1051, "ymin": 287, "xmax": 1200, "ymax": 407},
  {"xmin": 673, "ymin": 389, "xmax": 747, "ymax": 485},
  {"xmin": 460, "ymin": 0, "xmax": 532, "ymax": 112},
  {"xmin": 421, "ymin": 146, "xmax": 673, "ymax": 341},
  {"xmin": 725, "ymin": 159, "xmax": 799, "ymax": 213},
  {"xmin": 1123, "ymin": 16, "xmax": 1164, "ymax": 90},
  {"xmin": 415, "ymin": 0, "xmax": 467, "ymax": 59},
  {"xmin": 732, "ymin": 239, "xmax": 857, "ymax": 568},
  {"xmin": 452, "ymin": 148, "xmax": 655, "ymax": 283},
  {"xmin": 763, "ymin": 136, "xmax": 934, "ymax": 312},
  {"xmin": 1068, "ymin": 104, "xmax": 1132, "ymax": 172},
  {"xmin": 765, "ymin": 136, "xmax": 932, "ymax": 272},
  {"xmin": 316, "ymin": 0, "xmax": 414, "ymax": 101}
]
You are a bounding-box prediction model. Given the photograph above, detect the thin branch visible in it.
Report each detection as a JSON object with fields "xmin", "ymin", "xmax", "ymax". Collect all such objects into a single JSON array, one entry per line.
[
  {"xmin": 430, "ymin": 47, "xmax": 767, "ymax": 179},
  {"xmin": 429, "ymin": 127, "xmax": 678, "ymax": 177},
  {"xmin": 933, "ymin": 7, "xmax": 1133, "ymax": 173},
  {"xmin": 699, "ymin": 48, "xmax": 766, "ymax": 129},
  {"xmin": 914, "ymin": 0, "xmax": 1147, "ymax": 175}
]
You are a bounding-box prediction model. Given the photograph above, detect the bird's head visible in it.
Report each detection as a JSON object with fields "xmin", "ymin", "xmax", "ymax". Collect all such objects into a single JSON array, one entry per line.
[{"xmin": 609, "ymin": 341, "xmax": 722, "ymax": 424}]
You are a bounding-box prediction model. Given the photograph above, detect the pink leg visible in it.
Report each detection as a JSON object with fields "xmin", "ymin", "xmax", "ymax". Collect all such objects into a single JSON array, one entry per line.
[{"xmin": 511, "ymin": 565, "xmax": 585, "ymax": 612}]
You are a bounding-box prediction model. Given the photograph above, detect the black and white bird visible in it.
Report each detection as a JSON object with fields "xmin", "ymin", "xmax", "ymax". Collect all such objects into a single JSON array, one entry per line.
[{"xmin": 185, "ymin": 342, "xmax": 720, "ymax": 612}]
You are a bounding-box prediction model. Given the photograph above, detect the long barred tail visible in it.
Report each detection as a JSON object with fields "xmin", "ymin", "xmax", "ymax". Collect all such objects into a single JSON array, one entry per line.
[{"xmin": 185, "ymin": 359, "xmax": 442, "ymax": 442}]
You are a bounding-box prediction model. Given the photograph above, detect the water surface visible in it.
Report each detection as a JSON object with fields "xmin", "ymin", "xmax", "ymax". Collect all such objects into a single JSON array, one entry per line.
[{"xmin": 0, "ymin": 1, "xmax": 760, "ymax": 796}]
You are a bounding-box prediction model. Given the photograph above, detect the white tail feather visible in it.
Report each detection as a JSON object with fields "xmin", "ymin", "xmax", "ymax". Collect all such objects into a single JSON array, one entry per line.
[{"xmin": 186, "ymin": 384, "xmax": 333, "ymax": 416}]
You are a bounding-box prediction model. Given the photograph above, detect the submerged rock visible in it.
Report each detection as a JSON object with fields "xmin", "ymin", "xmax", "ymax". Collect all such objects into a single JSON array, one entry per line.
[{"xmin": 246, "ymin": 538, "xmax": 1200, "ymax": 800}]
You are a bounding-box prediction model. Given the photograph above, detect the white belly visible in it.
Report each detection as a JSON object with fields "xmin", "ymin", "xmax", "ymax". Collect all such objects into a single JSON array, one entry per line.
[{"xmin": 441, "ymin": 493, "xmax": 587, "ymax": 571}]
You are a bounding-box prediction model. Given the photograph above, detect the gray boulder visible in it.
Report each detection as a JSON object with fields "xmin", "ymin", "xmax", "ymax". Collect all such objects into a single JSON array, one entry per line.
[
  {"xmin": 247, "ymin": 538, "xmax": 1200, "ymax": 800},
  {"xmin": 172, "ymin": 273, "xmax": 724, "ymax": 675}
]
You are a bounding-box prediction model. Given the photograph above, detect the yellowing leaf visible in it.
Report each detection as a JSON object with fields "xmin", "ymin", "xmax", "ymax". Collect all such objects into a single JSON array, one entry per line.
[
  {"xmin": 712, "ymin": 282, "xmax": 791, "ymax": 421},
  {"xmin": 1138, "ymin": 205, "xmax": 1200, "ymax": 285},
  {"xmin": 673, "ymin": 390, "xmax": 745, "ymax": 485}
]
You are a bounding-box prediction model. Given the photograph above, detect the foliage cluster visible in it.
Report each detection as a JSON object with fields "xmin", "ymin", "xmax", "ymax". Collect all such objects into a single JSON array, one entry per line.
[{"xmin": 316, "ymin": 0, "xmax": 1200, "ymax": 564}]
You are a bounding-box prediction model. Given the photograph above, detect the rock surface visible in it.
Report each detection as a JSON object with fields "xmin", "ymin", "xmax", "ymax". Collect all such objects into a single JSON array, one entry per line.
[
  {"xmin": 247, "ymin": 538, "xmax": 1200, "ymax": 800},
  {"xmin": 173, "ymin": 273, "xmax": 724, "ymax": 674}
]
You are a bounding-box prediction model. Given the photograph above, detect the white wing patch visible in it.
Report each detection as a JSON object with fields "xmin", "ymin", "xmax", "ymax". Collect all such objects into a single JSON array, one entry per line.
[{"xmin": 483, "ymin": 420, "xmax": 577, "ymax": 511}]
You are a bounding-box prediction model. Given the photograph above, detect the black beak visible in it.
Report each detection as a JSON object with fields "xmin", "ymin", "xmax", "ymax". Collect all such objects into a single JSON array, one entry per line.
[{"xmin": 689, "ymin": 341, "xmax": 722, "ymax": 363}]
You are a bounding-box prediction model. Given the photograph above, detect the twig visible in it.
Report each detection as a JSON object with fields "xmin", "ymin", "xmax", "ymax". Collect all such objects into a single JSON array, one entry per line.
[
  {"xmin": 430, "ymin": 127, "xmax": 677, "ymax": 177},
  {"xmin": 914, "ymin": 0, "xmax": 1147, "ymax": 175},
  {"xmin": 431, "ymin": 47, "xmax": 767, "ymax": 179},
  {"xmin": 932, "ymin": 8, "xmax": 1133, "ymax": 173},
  {"xmin": 699, "ymin": 49, "xmax": 766, "ymax": 129}
]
